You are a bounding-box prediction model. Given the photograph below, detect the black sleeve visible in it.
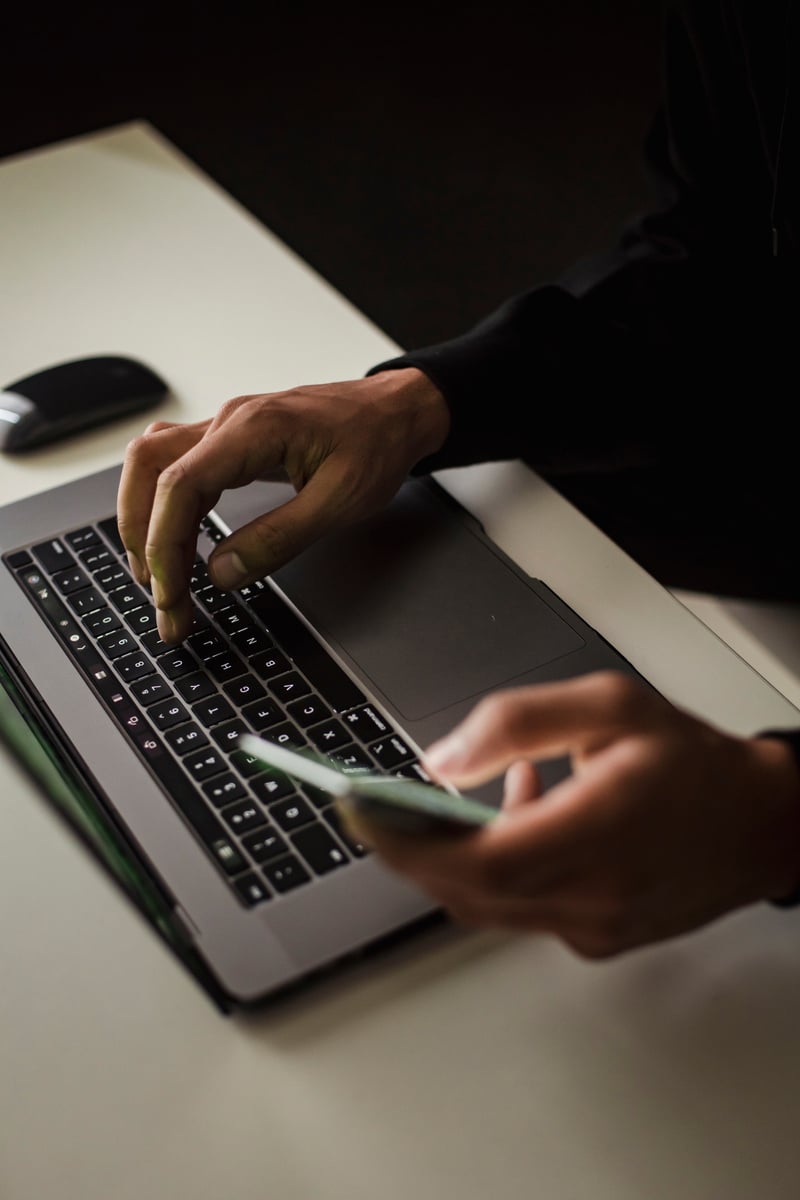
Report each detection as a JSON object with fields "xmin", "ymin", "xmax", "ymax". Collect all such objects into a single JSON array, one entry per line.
[{"xmin": 368, "ymin": 2, "xmax": 794, "ymax": 481}]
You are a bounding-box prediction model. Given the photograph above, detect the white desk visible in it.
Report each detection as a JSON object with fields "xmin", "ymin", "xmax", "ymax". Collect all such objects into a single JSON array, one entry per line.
[{"xmin": 2, "ymin": 122, "xmax": 800, "ymax": 1200}]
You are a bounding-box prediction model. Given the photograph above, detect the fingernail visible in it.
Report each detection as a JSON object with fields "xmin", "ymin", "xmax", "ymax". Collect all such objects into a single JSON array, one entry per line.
[
  {"xmin": 127, "ymin": 551, "xmax": 148, "ymax": 585},
  {"xmin": 211, "ymin": 551, "xmax": 247, "ymax": 590},
  {"xmin": 423, "ymin": 734, "xmax": 469, "ymax": 775}
]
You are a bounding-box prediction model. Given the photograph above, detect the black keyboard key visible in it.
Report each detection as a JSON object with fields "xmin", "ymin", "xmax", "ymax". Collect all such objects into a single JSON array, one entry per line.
[
  {"xmin": 329, "ymin": 743, "xmax": 374, "ymax": 774},
  {"xmin": 197, "ymin": 585, "xmax": 232, "ymax": 613},
  {"xmin": 184, "ymin": 747, "xmax": 228, "ymax": 782},
  {"xmin": 221, "ymin": 800, "xmax": 267, "ymax": 836},
  {"xmin": 175, "ymin": 671, "xmax": 217, "ymax": 702},
  {"xmin": 131, "ymin": 676, "xmax": 173, "ymax": 706},
  {"xmin": 187, "ymin": 628, "xmax": 227, "ymax": 661},
  {"xmin": 250, "ymin": 648, "xmax": 291, "ymax": 680},
  {"xmin": 161, "ymin": 649, "xmax": 198, "ymax": 679},
  {"xmin": 78, "ymin": 545, "xmax": 114, "ymax": 572},
  {"xmin": 229, "ymin": 748, "xmax": 266, "ymax": 779},
  {"xmin": 206, "ymin": 652, "xmax": 247, "ymax": 683},
  {"xmin": 255, "ymin": 721, "xmax": 306, "ymax": 751},
  {"xmin": 263, "ymin": 854, "xmax": 311, "ymax": 893},
  {"xmin": 287, "ymin": 695, "xmax": 331, "ymax": 729},
  {"xmin": 270, "ymin": 795, "xmax": 316, "ymax": 832},
  {"xmin": 395, "ymin": 761, "xmax": 435, "ymax": 785},
  {"xmin": 124, "ymin": 605, "xmax": 158, "ymax": 635},
  {"xmin": 308, "ymin": 719, "xmax": 350, "ymax": 753},
  {"xmin": 189, "ymin": 561, "xmax": 211, "ymax": 591},
  {"xmin": 245, "ymin": 585, "xmax": 365, "ymax": 712},
  {"xmin": 68, "ymin": 588, "xmax": 105, "ymax": 616},
  {"xmin": 84, "ymin": 608, "xmax": 122, "ymax": 636},
  {"xmin": 214, "ymin": 605, "xmax": 250, "ymax": 635},
  {"xmin": 140, "ymin": 629, "xmax": 173, "ymax": 658},
  {"xmin": 32, "ymin": 538, "xmax": 75, "ymax": 574},
  {"xmin": 165, "ymin": 723, "xmax": 208, "ymax": 755},
  {"xmin": 108, "ymin": 582, "xmax": 149, "ymax": 613},
  {"xmin": 323, "ymin": 804, "xmax": 369, "ymax": 857},
  {"xmin": 98, "ymin": 516, "xmax": 125, "ymax": 554},
  {"xmin": 211, "ymin": 718, "xmax": 248, "ymax": 751},
  {"xmin": 341, "ymin": 704, "xmax": 393, "ymax": 743},
  {"xmin": 233, "ymin": 873, "xmax": 271, "ymax": 907},
  {"xmin": 192, "ymin": 695, "xmax": 235, "ymax": 727},
  {"xmin": 269, "ymin": 671, "xmax": 311, "ymax": 704},
  {"xmin": 6, "ymin": 550, "xmax": 33, "ymax": 570},
  {"xmin": 291, "ymin": 824, "xmax": 349, "ymax": 874},
  {"xmin": 223, "ymin": 675, "xmax": 266, "ymax": 706},
  {"xmin": 250, "ymin": 770, "xmax": 296, "ymax": 804},
  {"xmin": 99, "ymin": 629, "xmax": 139, "ymax": 659},
  {"xmin": 94, "ymin": 564, "xmax": 129, "ymax": 592},
  {"xmin": 369, "ymin": 734, "xmax": 415, "ymax": 769},
  {"xmin": 65, "ymin": 526, "xmax": 101, "ymax": 551},
  {"xmin": 52, "ymin": 566, "xmax": 91, "ymax": 595},
  {"xmin": 203, "ymin": 773, "xmax": 247, "ymax": 806},
  {"xmin": 240, "ymin": 697, "xmax": 283, "ymax": 732},
  {"xmin": 242, "ymin": 825, "xmax": 288, "ymax": 863},
  {"xmin": 230, "ymin": 626, "xmax": 273, "ymax": 657},
  {"xmin": 212, "ymin": 839, "xmax": 248, "ymax": 876},
  {"xmin": 150, "ymin": 700, "xmax": 190, "ymax": 730},
  {"xmin": 115, "ymin": 652, "xmax": 155, "ymax": 683}
]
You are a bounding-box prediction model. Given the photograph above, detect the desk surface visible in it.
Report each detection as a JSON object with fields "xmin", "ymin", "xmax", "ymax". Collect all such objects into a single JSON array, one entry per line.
[{"xmin": 2, "ymin": 122, "xmax": 800, "ymax": 1200}]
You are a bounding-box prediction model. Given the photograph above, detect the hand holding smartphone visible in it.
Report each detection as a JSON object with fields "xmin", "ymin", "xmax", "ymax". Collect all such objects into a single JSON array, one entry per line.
[{"xmin": 238, "ymin": 734, "xmax": 498, "ymax": 834}]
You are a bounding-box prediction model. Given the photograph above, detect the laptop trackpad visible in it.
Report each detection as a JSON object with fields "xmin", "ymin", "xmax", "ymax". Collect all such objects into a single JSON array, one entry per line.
[{"xmin": 260, "ymin": 481, "xmax": 585, "ymax": 721}]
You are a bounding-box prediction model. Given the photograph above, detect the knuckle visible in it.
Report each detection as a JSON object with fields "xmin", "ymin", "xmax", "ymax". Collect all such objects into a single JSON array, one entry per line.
[
  {"xmin": 587, "ymin": 670, "xmax": 643, "ymax": 720},
  {"xmin": 124, "ymin": 432, "xmax": 156, "ymax": 464},
  {"xmin": 143, "ymin": 420, "xmax": 173, "ymax": 436},
  {"xmin": 158, "ymin": 458, "xmax": 192, "ymax": 492},
  {"xmin": 216, "ymin": 394, "xmax": 253, "ymax": 423}
]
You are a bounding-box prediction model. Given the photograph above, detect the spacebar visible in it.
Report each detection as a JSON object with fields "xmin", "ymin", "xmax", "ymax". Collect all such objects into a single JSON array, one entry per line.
[{"xmin": 245, "ymin": 586, "xmax": 365, "ymax": 713}]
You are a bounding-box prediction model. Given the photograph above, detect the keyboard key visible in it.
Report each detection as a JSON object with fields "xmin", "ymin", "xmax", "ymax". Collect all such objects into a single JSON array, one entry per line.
[
  {"xmin": 291, "ymin": 824, "xmax": 349, "ymax": 874},
  {"xmin": 203, "ymin": 773, "xmax": 248, "ymax": 806},
  {"xmin": 115, "ymin": 653, "xmax": 155, "ymax": 683},
  {"xmin": 164, "ymin": 723, "xmax": 208, "ymax": 755},
  {"xmin": 78, "ymin": 545, "xmax": 114, "ymax": 572},
  {"xmin": 329, "ymin": 743, "xmax": 374, "ymax": 774},
  {"xmin": 287, "ymin": 695, "xmax": 331, "ymax": 729},
  {"xmin": 250, "ymin": 648, "xmax": 291, "ymax": 680},
  {"xmin": 240, "ymin": 697, "xmax": 283, "ymax": 731},
  {"xmin": 52, "ymin": 566, "xmax": 91, "ymax": 595},
  {"xmin": 98, "ymin": 516, "xmax": 125, "ymax": 554},
  {"xmin": 175, "ymin": 671, "xmax": 217, "ymax": 701},
  {"xmin": 211, "ymin": 718, "xmax": 249, "ymax": 751},
  {"xmin": 65, "ymin": 526, "xmax": 101, "ymax": 551},
  {"xmin": 211, "ymin": 839, "xmax": 248, "ymax": 876},
  {"xmin": 214, "ymin": 605, "xmax": 250, "ymax": 635},
  {"xmin": 94, "ymin": 564, "xmax": 129, "ymax": 592},
  {"xmin": 341, "ymin": 704, "xmax": 393, "ymax": 742},
  {"xmin": 192, "ymin": 695, "xmax": 235, "ymax": 727},
  {"xmin": 32, "ymin": 538, "xmax": 75, "ymax": 574},
  {"xmin": 269, "ymin": 795, "xmax": 316, "ymax": 833},
  {"xmin": 223, "ymin": 675, "xmax": 266, "ymax": 706},
  {"xmin": 150, "ymin": 700, "xmax": 190, "ymax": 730},
  {"xmin": 221, "ymin": 801, "xmax": 267, "ymax": 836},
  {"xmin": 99, "ymin": 630, "xmax": 139, "ymax": 659},
  {"xmin": 187, "ymin": 628, "xmax": 227, "ymax": 661},
  {"xmin": 68, "ymin": 588, "xmax": 105, "ymax": 616},
  {"xmin": 84, "ymin": 609, "xmax": 122, "ymax": 636},
  {"xmin": 250, "ymin": 770, "xmax": 295, "ymax": 804},
  {"xmin": 161, "ymin": 649, "xmax": 198, "ymax": 680},
  {"xmin": 269, "ymin": 671, "xmax": 311, "ymax": 704},
  {"xmin": 140, "ymin": 628, "xmax": 173, "ymax": 657},
  {"xmin": 242, "ymin": 826, "xmax": 288, "ymax": 863},
  {"xmin": 308, "ymin": 718, "xmax": 350, "ymax": 752},
  {"xmin": 229, "ymin": 748, "xmax": 267, "ymax": 779},
  {"xmin": 184, "ymin": 747, "xmax": 228, "ymax": 782},
  {"xmin": 262, "ymin": 854, "xmax": 311, "ymax": 893},
  {"xmin": 197, "ymin": 585, "xmax": 232, "ymax": 613},
  {"xmin": 206, "ymin": 652, "xmax": 247, "ymax": 683},
  {"xmin": 233, "ymin": 873, "xmax": 271, "ymax": 907},
  {"xmin": 124, "ymin": 605, "xmax": 158, "ymax": 635},
  {"xmin": 255, "ymin": 721, "xmax": 306, "ymax": 751},
  {"xmin": 131, "ymin": 676, "xmax": 173, "ymax": 706},
  {"xmin": 5, "ymin": 550, "xmax": 33, "ymax": 570},
  {"xmin": 230, "ymin": 626, "xmax": 273, "ymax": 657},
  {"xmin": 369, "ymin": 734, "xmax": 415, "ymax": 769},
  {"xmin": 108, "ymin": 582, "xmax": 149, "ymax": 613}
]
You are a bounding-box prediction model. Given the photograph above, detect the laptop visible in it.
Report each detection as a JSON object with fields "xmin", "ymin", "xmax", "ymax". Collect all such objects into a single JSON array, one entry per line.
[{"xmin": 0, "ymin": 463, "xmax": 645, "ymax": 1009}]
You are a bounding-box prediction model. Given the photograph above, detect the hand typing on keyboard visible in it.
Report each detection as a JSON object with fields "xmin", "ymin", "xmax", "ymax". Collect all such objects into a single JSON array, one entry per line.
[{"xmin": 117, "ymin": 369, "xmax": 448, "ymax": 645}]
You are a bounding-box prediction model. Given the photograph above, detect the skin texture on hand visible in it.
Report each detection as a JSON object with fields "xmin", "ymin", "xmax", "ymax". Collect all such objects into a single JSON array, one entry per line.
[
  {"xmin": 340, "ymin": 671, "xmax": 800, "ymax": 960},
  {"xmin": 117, "ymin": 368, "xmax": 449, "ymax": 644}
]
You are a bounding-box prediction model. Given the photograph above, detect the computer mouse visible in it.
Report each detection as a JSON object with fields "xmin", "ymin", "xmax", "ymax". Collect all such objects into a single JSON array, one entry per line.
[{"xmin": 0, "ymin": 354, "xmax": 170, "ymax": 453}]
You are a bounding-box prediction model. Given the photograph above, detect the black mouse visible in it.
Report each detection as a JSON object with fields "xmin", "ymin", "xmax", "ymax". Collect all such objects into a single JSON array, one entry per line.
[{"xmin": 0, "ymin": 354, "xmax": 170, "ymax": 453}]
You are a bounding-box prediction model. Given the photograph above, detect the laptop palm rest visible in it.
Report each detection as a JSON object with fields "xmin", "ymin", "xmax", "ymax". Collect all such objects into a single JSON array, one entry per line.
[{"xmin": 215, "ymin": 479, "xmax": 584, "ymax": 722}]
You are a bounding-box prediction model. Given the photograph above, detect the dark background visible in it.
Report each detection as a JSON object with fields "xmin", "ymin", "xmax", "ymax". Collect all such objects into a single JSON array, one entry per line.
[{"xmin": 2, "ymin": 1, "xmax": 663, "ymax": 353}]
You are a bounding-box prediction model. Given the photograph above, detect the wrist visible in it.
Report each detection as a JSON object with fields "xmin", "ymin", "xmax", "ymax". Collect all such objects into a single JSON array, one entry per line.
[{"xmin": 368, "ymin": 367, "xmax": 450, "ymax": 466}]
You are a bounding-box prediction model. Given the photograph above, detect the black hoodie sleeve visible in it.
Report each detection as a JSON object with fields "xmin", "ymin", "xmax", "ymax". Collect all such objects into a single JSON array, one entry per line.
[{"xmin": 367, "ymin": 1, "xmax": 795, "ymax": 482}]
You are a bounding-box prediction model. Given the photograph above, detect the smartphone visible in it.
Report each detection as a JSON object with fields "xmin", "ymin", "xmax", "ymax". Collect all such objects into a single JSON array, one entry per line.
[{"xmin": 238, "ymin": 734, "xmax": 498, "ymax": 834}]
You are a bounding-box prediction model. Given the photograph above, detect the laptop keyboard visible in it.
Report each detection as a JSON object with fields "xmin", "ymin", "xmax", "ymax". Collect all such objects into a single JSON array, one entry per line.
[{"xmin": 4, "ymin": 515, "xmax": 433, "ymax": 908}]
